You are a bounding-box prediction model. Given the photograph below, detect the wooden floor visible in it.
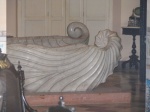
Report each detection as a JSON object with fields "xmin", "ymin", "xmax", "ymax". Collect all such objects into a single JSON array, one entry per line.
[{"xmin": 28, "ymin": 67, "xmax": 145, "ymax": 112}]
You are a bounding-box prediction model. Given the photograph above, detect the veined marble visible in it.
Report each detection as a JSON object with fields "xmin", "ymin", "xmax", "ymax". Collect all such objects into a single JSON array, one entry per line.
[
  {"xmin": 7, "ymin": 22, "xmax": 89, "ymax": 47},
  {"xmin": 7, "ymin": 29, "xmax": 122, "ymax": 93}
]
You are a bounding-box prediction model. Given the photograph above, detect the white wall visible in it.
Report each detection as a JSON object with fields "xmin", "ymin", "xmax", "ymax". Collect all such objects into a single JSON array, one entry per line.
[
  {"xmin": 147, "ymin": 0, "xmax": 150, "ymax": 28},
  {"xmin": 7, "ymin": 0, "xmax": 17, "ymax": 37},
  {"xmin": 146, "ymin": 0, "xmax": 150, "ymax": 65},
  {"xmin": 0, "ymin": 0, "xmax": 6, "ymax": 53},
  {"xmin": 146, "ymin": 1, "xmax": 150, "ymax": 111},
  {"xmin": 0, "ymin": 0, "xmax": 6, "ymax": 33},
  {"xmin": 120, "ymin": 0, "xmax": 140, "ymax": 60},
  {"xmin": 113, "ymin": 0, "xmax": 121, "ymax": 36}
]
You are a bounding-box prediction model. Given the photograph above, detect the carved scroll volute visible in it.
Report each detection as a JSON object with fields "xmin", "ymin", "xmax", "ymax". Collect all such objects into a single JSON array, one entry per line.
[
  {"xmin": 95, "ymin": 29, "xmax": 122, "ymax": 50},
  {"xmin": 67, "ymin": 22, "xmax": 89, "ymax": 39}
]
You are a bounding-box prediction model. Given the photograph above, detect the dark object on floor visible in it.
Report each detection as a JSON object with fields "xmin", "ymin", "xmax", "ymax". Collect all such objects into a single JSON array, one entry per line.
[
  {"xmin": 48, "ymin": 106, "xmax": 72, "ymax": 112},
  {"xmin": 48, "ymin": 96, "xmax": 75, "ymax": 112}
]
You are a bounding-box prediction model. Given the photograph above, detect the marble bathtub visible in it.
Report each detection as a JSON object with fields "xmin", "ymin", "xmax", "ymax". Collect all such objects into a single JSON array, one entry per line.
[{"xmin": 7, "ymin": 29, "xmax": 122, "ymax": 93}]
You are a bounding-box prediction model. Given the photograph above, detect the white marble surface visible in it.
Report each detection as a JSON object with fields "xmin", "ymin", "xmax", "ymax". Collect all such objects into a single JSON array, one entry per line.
[
  {"xmin": 7, "ymin": 29, "xmax": 122, "ymax": 93},
  {"xmin": 67, "ymin": 22, "xmax": 89, "ymax": 39}
]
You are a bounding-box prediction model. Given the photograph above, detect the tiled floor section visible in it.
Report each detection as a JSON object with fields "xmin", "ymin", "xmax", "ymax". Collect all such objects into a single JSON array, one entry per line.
[{"xmin": 27, "ymin": 68, "xmax": 145, "ymax": 112}]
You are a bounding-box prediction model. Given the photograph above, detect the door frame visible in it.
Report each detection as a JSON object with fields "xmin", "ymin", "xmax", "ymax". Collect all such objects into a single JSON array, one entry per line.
[{"xmin": 140, "ymin": 0, "xmax": 147, "ymax": 82}]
